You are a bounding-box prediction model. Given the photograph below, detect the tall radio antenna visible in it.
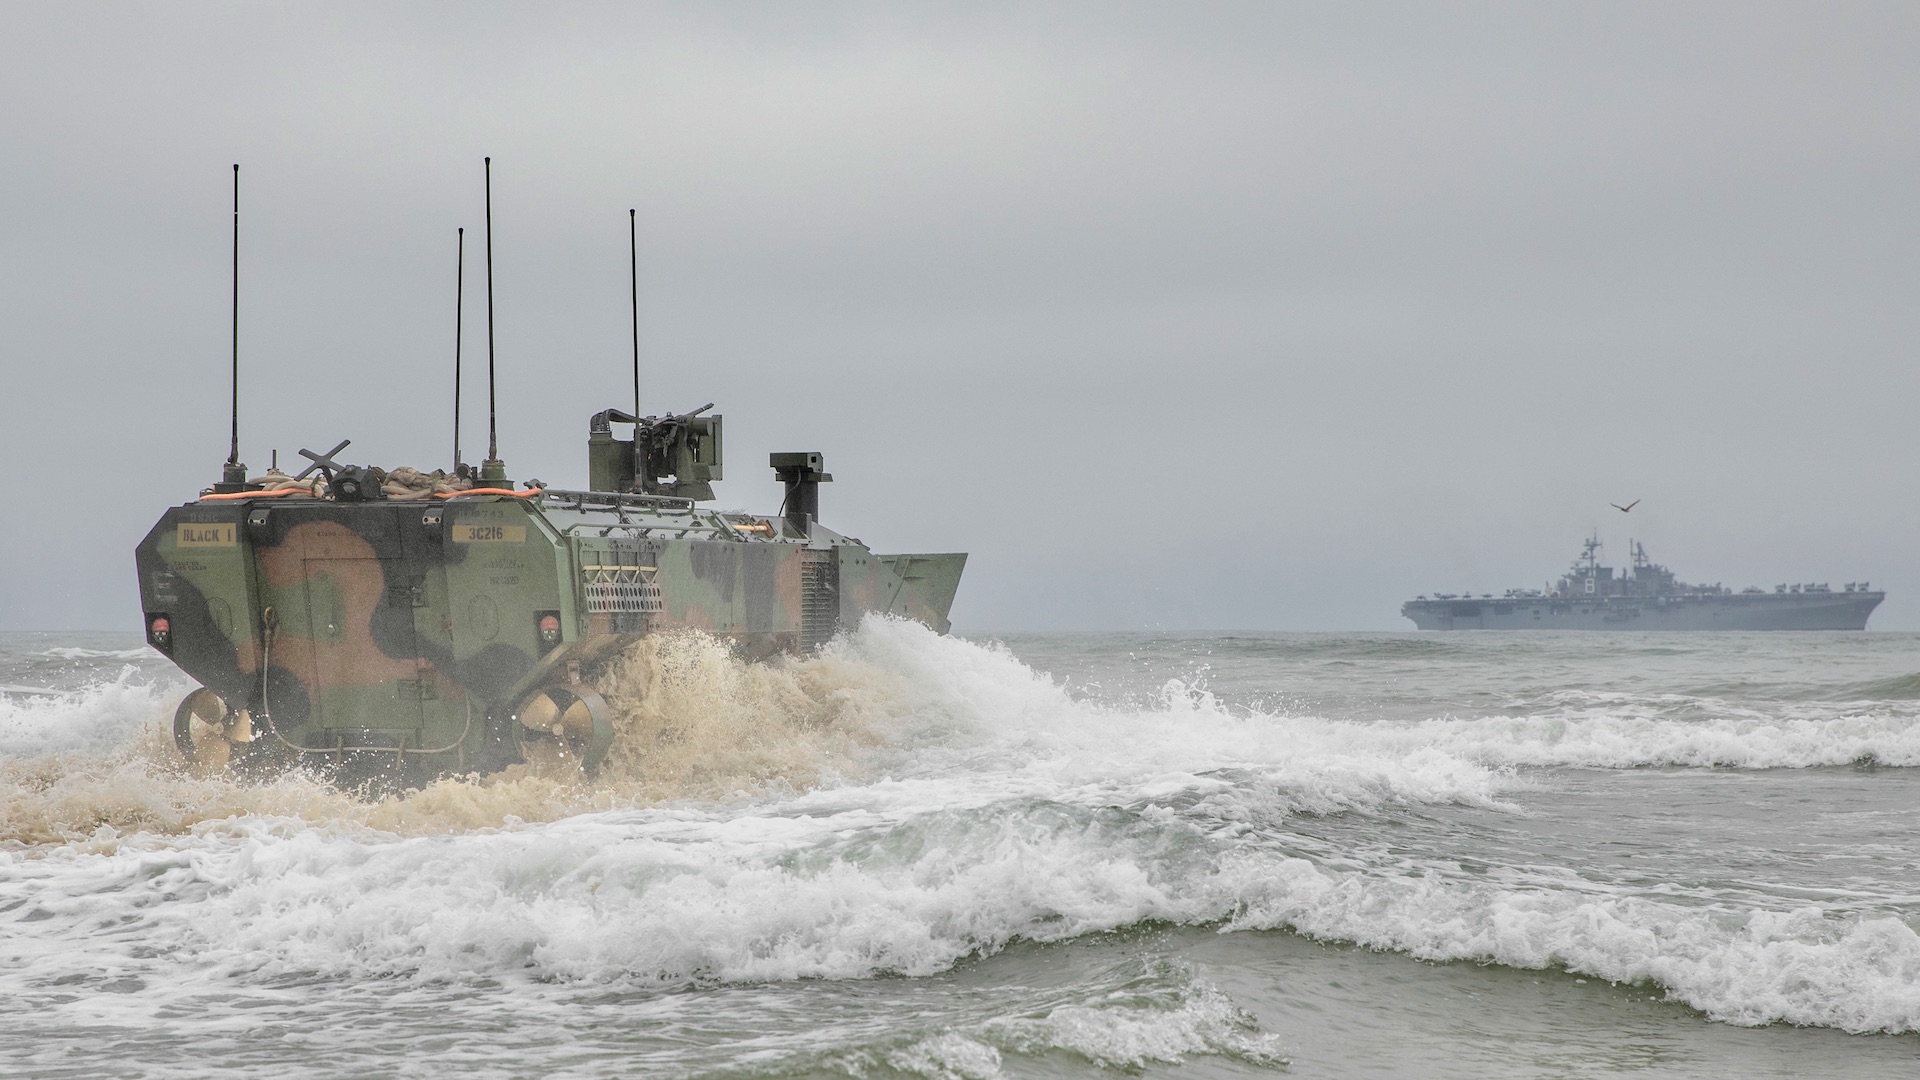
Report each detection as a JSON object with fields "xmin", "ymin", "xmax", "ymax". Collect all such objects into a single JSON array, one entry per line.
[
  {"xmin": 452, "ymin": 226, "xmax": 465, "ymax": 470},
  {"xmin": 216, "ymin": 163, "xmax": 250, "ymax": 491},
  {"xmin": 629, "ymin": 208, "xmax": 640, "ymax": 419},
  {"xmin": 481, "ymin": 156, "xmax": 506, "ymax": 482}
]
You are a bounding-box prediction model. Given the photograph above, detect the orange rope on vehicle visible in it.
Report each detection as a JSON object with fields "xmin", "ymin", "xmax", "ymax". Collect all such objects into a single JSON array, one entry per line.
[
  {"xmin": 194, "ymin": 483, "xmax": 538, "ymax": 503},
  {"xmin": 435, "ymin": 487, "xmax": 543, "ymax": 499},
  {"xmin": 197, "ymin": 487, "xmax": 311, "ymax": 502}
]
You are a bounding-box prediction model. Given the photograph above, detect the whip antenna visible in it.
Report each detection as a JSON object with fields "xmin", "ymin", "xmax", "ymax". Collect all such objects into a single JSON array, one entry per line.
[
  {"xmin": 216, "ymin": 163, "xmax": 250, "ymax": 491},
  {"xmin": 630, "ymin": 208, "xmax": 639, "ymax": 419},
  {"xmin": 453, "ymin": 227, "xmax": 464, "ymax": 470},
  {"xmin": 481, "ymin": 156, "xmax": 506, "ymax": 482}
]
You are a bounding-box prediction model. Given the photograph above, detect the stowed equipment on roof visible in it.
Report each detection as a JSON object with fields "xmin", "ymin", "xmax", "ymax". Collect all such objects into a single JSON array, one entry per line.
[{"xmin": 199, "ymin": 438, "xmax": 493, "ymax": 503}]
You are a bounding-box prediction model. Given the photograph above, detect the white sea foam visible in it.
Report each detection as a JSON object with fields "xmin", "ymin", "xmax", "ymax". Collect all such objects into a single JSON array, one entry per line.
[
  {"xmin": 3, "ymin": 618, "xmax": 1917, "ymax": 1047},
  {"xmin": 883, "ymin": 1032, "xmax": 1006, "ymax": 1080},
  {"xmin": 0, "ymin": 668, "xmax": 178, "ymax": 757},
  {"xmin": 875, "ymin": 980, "xmax": 1285, "ymax": 1077},
  {"xmin": 1224, "ymin": 857, "xmax": 1920, "ymax": 1033},
  {"xmin": 8, "ymin": 764, "xmax": 1916, "ymax": 1036},
  {"xmin": 34, "ymin": 646, "xmax": 154, "ymax": 661},
  {"xmin": 981, "ymin": 979, "xmax": 1287, "ymax": 1068},
  {"xmin": 859, "ymin": 620, "xmax": 1920, "ymax": 785},
  {"xmin": 1251, "ymin": 708, "xmax": 1920, "ymax": 771}
]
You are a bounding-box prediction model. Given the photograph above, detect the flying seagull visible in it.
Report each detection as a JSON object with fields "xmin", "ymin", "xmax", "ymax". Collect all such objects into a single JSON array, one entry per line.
[{"xmin": 1611, "ymin": 499, "xmax": 1640, "ymax": 513}]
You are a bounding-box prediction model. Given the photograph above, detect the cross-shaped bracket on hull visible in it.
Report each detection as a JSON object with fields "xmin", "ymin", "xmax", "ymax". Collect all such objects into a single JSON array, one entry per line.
[{"xmin": 294, "ymin": 439, "xmax": 352, "ymax": 482}]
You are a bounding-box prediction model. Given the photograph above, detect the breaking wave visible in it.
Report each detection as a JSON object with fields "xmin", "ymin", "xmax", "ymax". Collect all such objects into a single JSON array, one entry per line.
[
  {"xmin": 0, "ymin": 667, "xmax": 179, "ymax": 759},
  {"xmin": 0, "ymin": 620, "xmax": 1519, "ymax": 846},
  {"xmin": 4, "ymin": 620, "xmax": 1919, "ymax": 1042},
  {"xmin": 1276, "ymin": 706, "xmax": 1920, "ymax": 770},
  {"xmin": 32, "ymin": 646, "xmax": 154, "ymax": 661},
  {"xmin": 1225, "ymin": 862, "xmax": 1920, "ymax": 1034}
]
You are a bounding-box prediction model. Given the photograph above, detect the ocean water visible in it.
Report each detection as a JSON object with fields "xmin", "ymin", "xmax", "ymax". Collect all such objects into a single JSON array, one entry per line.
[{"xmin": 3, "ymin": 623, "xmax": 1919, "ymax": 1078}]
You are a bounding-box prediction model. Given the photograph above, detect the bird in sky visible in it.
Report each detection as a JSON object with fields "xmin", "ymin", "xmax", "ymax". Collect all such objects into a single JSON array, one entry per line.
[{"xmin": 1611, "ymin": 499, "xmax": 1640, "ymax": 513}]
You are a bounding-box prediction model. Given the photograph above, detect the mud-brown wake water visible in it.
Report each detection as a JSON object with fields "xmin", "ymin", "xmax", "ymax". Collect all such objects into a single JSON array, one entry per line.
[{"xmin": 0, "ymin": 629, "xmax": 913, "ymax": 845}]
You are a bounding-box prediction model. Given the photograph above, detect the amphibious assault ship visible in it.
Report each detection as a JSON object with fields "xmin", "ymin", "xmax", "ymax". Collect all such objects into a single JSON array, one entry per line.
[
  {"xmin": 134, "ymin": 162, "xmax": 964, "ymax": 784},
  {"xmin": 1402, "ymin": 536, "xmax": 1882, "ymax": 630}
]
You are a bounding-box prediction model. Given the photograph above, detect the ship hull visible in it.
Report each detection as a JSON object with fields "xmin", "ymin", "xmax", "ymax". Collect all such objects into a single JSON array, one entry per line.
[{"xmin": 1402, "ymin": 592, "xmax": 1883, "ymax": 631}]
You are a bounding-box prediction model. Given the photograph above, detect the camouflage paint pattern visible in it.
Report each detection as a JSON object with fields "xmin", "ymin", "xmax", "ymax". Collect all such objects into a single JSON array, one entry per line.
[{"xmin": 136, "ymin": 490, "xmax": 964, "ymax": 779}]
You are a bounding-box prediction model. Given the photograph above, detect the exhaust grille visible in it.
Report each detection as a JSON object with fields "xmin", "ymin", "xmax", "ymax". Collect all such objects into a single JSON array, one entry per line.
[
  {"xmin": 582, "ymin": 565, "xmax": 664, "ymax": 614},
  {"xmin": 800, "ymin": 550, "xmax": 839, "ymax": 649}
]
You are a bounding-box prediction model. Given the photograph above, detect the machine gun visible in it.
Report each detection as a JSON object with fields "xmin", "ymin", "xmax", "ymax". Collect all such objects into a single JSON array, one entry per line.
[{"xmin": 587, "ymin": 403, "xmax": 724, "ymax": 501}]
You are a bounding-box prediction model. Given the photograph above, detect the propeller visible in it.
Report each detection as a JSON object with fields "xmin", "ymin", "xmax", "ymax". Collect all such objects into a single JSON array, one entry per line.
[
  {"xmin": 513, "ymin": 685, "xmax": 614, "ymax": 771},
  {"xmin": 172, "ymin": 686, "xmax": 253, "ymax": 772}
]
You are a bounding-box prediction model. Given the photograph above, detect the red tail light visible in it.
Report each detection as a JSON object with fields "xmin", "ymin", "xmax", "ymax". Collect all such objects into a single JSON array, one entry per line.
[
  {"xmin": 536, "ymin": 611, "xmax": 562, "ymax": 650},
  {"xmin": 147, "ymin": 614, "xmax": 173, "ymax": 654}
]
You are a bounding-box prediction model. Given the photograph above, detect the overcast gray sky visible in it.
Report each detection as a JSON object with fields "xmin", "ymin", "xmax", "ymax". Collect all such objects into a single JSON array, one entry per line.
[{"xmin": 4, "ymin": 2, "xmax": 1917, "ymax": 632}]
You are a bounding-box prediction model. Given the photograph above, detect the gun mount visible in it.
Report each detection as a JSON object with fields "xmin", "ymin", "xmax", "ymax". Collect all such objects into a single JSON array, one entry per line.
[{"xmin": 587, "ymin": 405, "xmax": 723, "ymax": 501}]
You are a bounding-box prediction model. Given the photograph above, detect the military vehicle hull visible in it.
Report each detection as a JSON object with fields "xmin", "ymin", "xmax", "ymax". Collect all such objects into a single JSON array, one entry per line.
[
  {"xmin": 137, "ymin": 488, "xmax": 963, "ymax": 781},
  {"xmin": 141, "ymin": 164, "xmax": 966, "ymax": 784},
  {"xmin": 1401, "ymin": 591, "xmax": 1882, "ymax": 630}
]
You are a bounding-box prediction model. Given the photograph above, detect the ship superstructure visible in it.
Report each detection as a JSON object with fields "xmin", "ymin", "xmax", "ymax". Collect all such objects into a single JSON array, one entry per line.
[{"xmin": 1402, "ymin": 536, "xmax": 1882, "ymax": 630}]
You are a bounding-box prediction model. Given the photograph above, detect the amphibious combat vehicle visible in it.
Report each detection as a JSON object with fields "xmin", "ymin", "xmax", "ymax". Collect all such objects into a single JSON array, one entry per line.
[
  {"xmin": 135, "ymin": 161, "xmax": 963, "ymax": 783},
  {"xmin": 137, "ymin": 410, "xmax": 965, "ymax": 782}
]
